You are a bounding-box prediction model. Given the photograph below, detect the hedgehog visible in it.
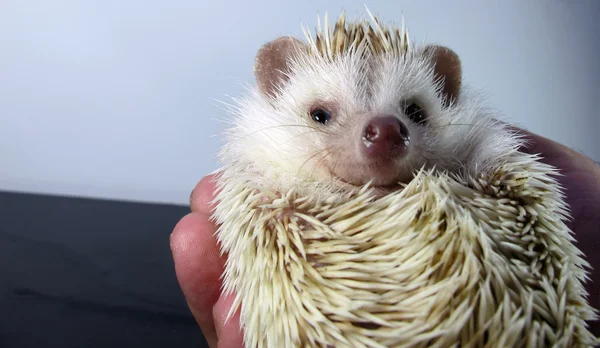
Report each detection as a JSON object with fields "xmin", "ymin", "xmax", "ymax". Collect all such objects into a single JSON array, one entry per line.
[{"xmin": 210, "ymin": 9, "xmax": 598, "ymax": 348}]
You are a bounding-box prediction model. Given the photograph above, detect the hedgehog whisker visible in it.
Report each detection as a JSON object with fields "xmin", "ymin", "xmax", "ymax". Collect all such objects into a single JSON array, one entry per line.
[
  {"xmin": 283, "ymin": 146, "xmax": 330, "ymax": 162},
  {"xmin": 227, "ymin": 124, "xmax": 328, "ymax": 146},
  {"xmin": 306, "ymin": 149, "xmax": 333, "ymax": 182},
  {"xmin": 414, "ymin": 144, "xmax": 465, "ymax": 170},
  {"xmin": 301, "ymin": 144, "xmax": 345, "ymax": 182},
  {"xmin": 323, "ymin": 145, "xmax": 350, "ymax": 185},
  {"xmin": 296, "ymin": 146, "xmax": 335, "ymax": 179},
  {"xmin": 311, "ymin": 145, "xmax": 344, "ymax": 181},
  {"xmin": 427, "ymin": 123, "xmax": 498, "ymax": 132},
  {"xmin": 280, "ymin": 130, "xmax": 333, "ymax": 148}
]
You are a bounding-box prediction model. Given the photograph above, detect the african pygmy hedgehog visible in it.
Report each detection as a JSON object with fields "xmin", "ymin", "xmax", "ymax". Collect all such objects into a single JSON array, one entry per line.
[{"xmin": 211, "ymin": 9, "xmax": 598, "ymax": 348}]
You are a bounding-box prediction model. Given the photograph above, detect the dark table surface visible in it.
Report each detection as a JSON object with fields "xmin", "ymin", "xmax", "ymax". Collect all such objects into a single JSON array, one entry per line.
[{"xmin": 0, "ymin": 190, "xmax": 207, "ymax": 347}]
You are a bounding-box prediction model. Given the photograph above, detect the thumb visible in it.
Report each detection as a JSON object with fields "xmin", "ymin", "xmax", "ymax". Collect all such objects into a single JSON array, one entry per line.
[{"xmin": 213, "ymin": 292, "xmax": 244, "ymax": 348}]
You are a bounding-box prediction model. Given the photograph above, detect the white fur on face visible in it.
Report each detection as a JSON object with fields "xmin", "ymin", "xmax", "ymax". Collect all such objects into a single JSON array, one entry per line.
[{"xmin": 218, "ymin": 45, "xmax": 522, "ymax": 195}]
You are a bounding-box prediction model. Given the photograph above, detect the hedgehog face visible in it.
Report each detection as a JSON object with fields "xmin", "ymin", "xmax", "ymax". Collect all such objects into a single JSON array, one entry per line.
[
  {"xmin": 225, "ymin": 16, "xmax": 510, "ymax": 193},
  {"xmin": 243, "ymin": 32, "xmax": 464, "ymax": 188},
  {"xmin": 277, "ymin": 48, "xmax": 462, "ymax": 188}
]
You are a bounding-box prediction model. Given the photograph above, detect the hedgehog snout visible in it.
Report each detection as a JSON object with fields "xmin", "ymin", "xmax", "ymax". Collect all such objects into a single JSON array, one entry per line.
[{"xmin": 361, "ymin": 116, "xmax": 410, "ymax": 160}]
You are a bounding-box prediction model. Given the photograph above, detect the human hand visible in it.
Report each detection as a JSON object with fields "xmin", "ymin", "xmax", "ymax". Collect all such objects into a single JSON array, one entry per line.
[
  {"xmin": 509, "ymin": 126, "xmax": 600, "ymax": 335},
  {"xmin": 170, "ymin": 127, "xmax": 600, "ymax": 346},
  {"xmin": 170, "ymin": 174, "xmax": 244, "ymax": 348}
]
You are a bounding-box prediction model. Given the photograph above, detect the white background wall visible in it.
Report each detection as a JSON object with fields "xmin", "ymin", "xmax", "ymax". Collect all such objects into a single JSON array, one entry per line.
[{"xmin": 1, "ymin": 0, "xmax": 598, "ymax": 205}]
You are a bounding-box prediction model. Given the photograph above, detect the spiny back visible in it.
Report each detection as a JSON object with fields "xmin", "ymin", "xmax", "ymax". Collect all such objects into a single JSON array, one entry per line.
[{"xmin": 302, "ymin": 10, "xmax": 411, "ymax": 60}]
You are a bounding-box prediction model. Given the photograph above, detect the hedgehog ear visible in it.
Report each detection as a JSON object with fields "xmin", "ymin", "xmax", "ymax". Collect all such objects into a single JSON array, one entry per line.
[
  {"xmin": 424, "ymin": 45, "xmax": 462, "ymax": 106},
  {"xmin": 254, "ymin": 36, "xmax": 307, "ymax": 99}
]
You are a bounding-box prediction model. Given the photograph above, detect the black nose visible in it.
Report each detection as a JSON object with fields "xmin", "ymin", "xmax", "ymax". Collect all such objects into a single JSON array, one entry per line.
[{"xmin": 362, "ymin": 116, "xmax": 410, "ymax": 159}]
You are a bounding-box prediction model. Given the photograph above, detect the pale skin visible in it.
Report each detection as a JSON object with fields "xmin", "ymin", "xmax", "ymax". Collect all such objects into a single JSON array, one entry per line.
[{"xmin": 170, "ymin": 127, "xmax": 600, "ymax": 347}]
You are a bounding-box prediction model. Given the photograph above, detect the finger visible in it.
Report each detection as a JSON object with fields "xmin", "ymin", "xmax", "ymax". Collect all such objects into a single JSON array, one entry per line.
[
  {"xmin": 506, "ymin": 125, "xmax": 600, "ymax": 330},
  {"xmin": 170, "ymin": 212, "xmax": 226, "ymax": 347},
  {"xmin": 191, "ymin": 174, "xmax": 221, "ymax": 215},
  {"xmin": 506, "ymin": 124, "xmax": 587, "ymax": 165},
  {"xmin": 214, "ymin": 292, "xmax": 244, "ymax": 348}
]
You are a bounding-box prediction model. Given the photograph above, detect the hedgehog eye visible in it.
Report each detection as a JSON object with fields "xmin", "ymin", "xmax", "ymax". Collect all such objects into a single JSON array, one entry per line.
[
  {"xmin": 310, "ymin": 108, "xmax": 331, "ymax": 125},
  {"xmin": 404, "ymin": 102, "xmax": 426, "ymax": 125}
]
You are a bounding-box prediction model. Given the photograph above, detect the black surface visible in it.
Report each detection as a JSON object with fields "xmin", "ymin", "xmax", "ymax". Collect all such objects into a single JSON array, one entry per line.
[{"xmin": 0, "ymin": 191, "xmax": 207, "ymax": 347}]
